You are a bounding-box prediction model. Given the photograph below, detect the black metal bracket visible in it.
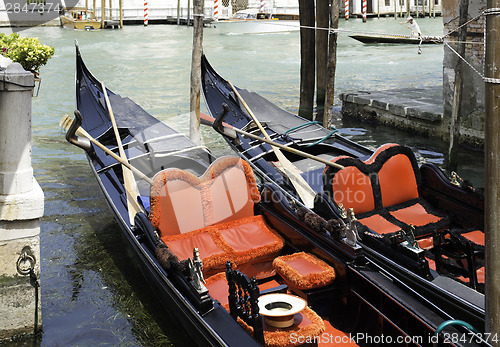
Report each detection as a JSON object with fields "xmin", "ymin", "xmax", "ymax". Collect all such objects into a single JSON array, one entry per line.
[
  {"xmin": 66, "ymin": 110, "xmax": 92, "ymax": 152},
  {"xmin": 212, "ymin": 103, "xmax": 237, "ymax": 140}
]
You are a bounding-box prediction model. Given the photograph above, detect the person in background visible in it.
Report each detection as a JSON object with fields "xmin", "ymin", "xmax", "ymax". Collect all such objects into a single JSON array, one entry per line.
[{"xmin": 401, "ymin": 16, "xmax": 421, "ymax": 37}]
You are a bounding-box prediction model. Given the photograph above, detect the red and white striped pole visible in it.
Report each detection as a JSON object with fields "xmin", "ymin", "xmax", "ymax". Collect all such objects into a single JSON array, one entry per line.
[
  {"xmin": 260, "ymin": 0, "xmax": 264, "ymax": 13},
  {"xmin": 214, "ymin": 0, "xmax": 218, "ymax": 21},
  {"xmin": 344, "ymin": 0, "xmax": 349, "ymax": 20},
  {"xmin": 144, "ymin": 0, "xmax": 148, "ymax": 26},
  {"xmin": 362, "ymin": 0, "xmax": 367, "ymax": 22}
]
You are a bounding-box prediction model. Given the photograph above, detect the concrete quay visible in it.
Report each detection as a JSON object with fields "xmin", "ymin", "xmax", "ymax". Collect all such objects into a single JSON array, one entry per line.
[
  {"xmin": 339, "ymin": 86, "xmax": 484, "ymax": 147},
  {"xmin": 0, "ymin": 55, "xmax": 43, "ymax": 341}
]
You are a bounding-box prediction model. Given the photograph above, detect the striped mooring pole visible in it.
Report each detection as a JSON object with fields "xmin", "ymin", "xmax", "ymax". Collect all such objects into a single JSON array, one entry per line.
[
  {"xmin": 144, "ymin": 0, "xmax": 148, "ymax": 26},
  {"xmin": 344, "ymin": 0, "xmax": 349, "ymax": 20},
  {"xmin": 362, "ymin": 0, "xmax": 366, "ymax": 22},
  {"xmin": 214, "ymin": 0, "xmax": 218, "ymax": 21},
  {"xmin": 260, "ymin": 0, "xmax": 264, "ymax": 13}
]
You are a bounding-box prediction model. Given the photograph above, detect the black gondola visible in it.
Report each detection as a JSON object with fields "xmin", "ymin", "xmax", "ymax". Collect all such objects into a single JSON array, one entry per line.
[
  {"xmin": 349, "ymin": 33, "xmax": 443, "ymax": 44},
  {"xmin": 200, "ymin": 54, "xmax": 487, "ymax": 335},
  {"xmin": 64, "ymin": 45, "xmax": 489, "ymax": 346}
]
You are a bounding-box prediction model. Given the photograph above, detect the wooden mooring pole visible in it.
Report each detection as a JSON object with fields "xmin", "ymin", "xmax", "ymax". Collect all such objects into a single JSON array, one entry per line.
[
  {"xmin": 315, "ymin": 0, "xmax": 329, "ymax": 119},
  {"xmin": 177, "ymin": 0, "xmax": 180, "ymax": 25},
  {"xmin": 485, "ymin": 0, "xmax": 500, "ymax": 338},
  {"xmin": 189, "ymin": 0, "xmax": 204, "ymax": 145},
  {"xmin": 447, "ymin": 0, "xmax": 468, "ymax": 172},
  {"xmin": 298, "ymin": 0, "xmax": 315, "ymax": 120},
  {"xmin": 101, "ymin": 0, "xmax": 105, "ymax": 28},
  {"xmin": 119, "ymin": 0, "xmax": 123, "ymax": 28},
  {"xmin": 323, "ymin": 0, "xmax": 339, "ymax": 129}
]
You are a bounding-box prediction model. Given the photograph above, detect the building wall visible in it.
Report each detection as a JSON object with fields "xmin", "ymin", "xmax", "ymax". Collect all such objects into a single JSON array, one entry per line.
[
  {"xmin": 442, "ymin": 0, "xmax": 485, "ymax": 145},
  {"xmin": 0, "ymin": 0, "xmax": 299, "ymax": 24},
  {"xmin": 348, "ymin": 0, "xmax": 442, "ymax": 16}
]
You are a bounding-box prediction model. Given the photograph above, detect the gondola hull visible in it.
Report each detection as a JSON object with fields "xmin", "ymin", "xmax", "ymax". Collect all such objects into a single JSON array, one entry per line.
[{"xmin": 200, "ymin": 54, "xmax": 486, "ymax": 333}]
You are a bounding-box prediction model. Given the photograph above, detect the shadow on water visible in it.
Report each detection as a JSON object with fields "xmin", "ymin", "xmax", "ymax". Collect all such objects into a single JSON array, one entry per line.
[{"xmin": 31, "ymin": 138, "xmax": 191, "ymax": 346}]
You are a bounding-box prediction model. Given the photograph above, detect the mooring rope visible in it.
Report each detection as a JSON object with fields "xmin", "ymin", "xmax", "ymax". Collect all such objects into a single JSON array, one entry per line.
[{"xmin": 441, "ymin": 7, "xmax": 500, "ymax": 84}]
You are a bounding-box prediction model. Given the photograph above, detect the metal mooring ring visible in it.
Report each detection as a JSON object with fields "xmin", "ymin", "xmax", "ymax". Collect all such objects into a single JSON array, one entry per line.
[{"xmin": 16, "ymin": 247, "xmax": 36, "ymax": 276}]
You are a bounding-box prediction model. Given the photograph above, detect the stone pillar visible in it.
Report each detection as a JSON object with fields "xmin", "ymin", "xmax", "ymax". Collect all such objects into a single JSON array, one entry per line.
[
  {"xmin": 0, "ymin": 56, "xmax": 43, "ymax": 339},
  {"xmin": 442, "ymin": 0, "xmax": 486, "ymax": 146}
]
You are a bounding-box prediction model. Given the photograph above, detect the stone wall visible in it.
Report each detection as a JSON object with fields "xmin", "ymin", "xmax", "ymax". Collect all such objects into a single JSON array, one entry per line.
[{"xmin": 442, "ymin": 0, "xmax": 486, "ymax": 147}]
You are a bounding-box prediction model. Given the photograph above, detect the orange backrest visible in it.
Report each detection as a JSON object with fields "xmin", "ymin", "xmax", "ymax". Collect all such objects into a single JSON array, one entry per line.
[
  {"xmin": 150, "ymin": 156, "xmax": 261, "ymax": 237},
  {"xmin": 330, "ymin": 165, "xmax": 374, "ymax": 215},
  {"xmin": 326, "ymin": 156, "xmax": 375, "ymax": 215},
  {"xmin": 325, "ymin": 144, "xmax": 420, "ymax": 214},
  {"xmin": 378, "ymin": 152, "xmax": 419, "ymax": 207},
  {"xmin": 363, "ymin": 143, "xmax": 398, "ymax": 164}
]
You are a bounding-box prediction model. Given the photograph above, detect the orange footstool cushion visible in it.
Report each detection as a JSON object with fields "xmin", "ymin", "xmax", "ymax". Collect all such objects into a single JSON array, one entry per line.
[{"xmin": 273, "ymin": 252, "xmax": 336, "ymax": 290}]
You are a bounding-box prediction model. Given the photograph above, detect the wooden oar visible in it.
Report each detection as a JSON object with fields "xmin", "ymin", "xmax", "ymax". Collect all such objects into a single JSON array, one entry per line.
[
  {"xmin": 202, "ymin": 111, "xmax": 344, "ymax": 170},
  {"xmin": 227, "ymin": 81, "xmax": 317, "ymax": 208},
  {"xmin": 101, "ymin": 82, "xmax": 144, "ymax": 225},
  {"xmin": 60, "ymin": 113, "xmax": 154, "ymax": 186}
]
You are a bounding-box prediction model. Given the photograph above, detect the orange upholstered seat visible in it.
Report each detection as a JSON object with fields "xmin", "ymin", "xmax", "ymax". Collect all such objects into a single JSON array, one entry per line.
[
  {"xmin": 150, "ymin": 156, "xmax": 284, "ymax": 273},
  {"xmin": 357, "ymin": 214, "xmax": 401, "ymax": 235},
  {"xmin": 324, "ymin": 144, "xmax": 448, "ymax": 237},
  {"xmin": 460, "ymin": 230, "xmax": 485, "ymax": 246}
]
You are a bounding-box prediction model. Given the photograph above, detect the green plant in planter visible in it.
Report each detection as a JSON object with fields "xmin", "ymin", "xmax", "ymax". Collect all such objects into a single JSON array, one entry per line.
[{"xmin": 0, "ymin": 33, "xmax": 55, "ymax": 73}]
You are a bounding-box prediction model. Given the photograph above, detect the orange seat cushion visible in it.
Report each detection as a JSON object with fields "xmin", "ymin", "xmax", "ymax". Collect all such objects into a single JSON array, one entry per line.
[
  {"xmin": 389, "ymin": 203, "xmax": 442, "ymax": 227},
  {"xmin": 206, "ymin": 273, "xmax": 282, "ymax": 308},
  {"xmin": 163, "ymin": 215, "xmax": 284, "ymax": 272},
  {"xmin": 460, "ymin": 230, "xmax": 484, "ymax": 246},
  {"xmin": 273, "ymin": 252, "xmax": 336, "ymax": 290},
  {"xmin": 205, "ymin": 272, "xmax": 229, "ymax": 306},
  {"xmin": 167, "ymin": 231, "xmax": 225, "ymax": 262},
  {"xmin": 358, "ymin": 214, "xmax": 401, "ymax": 234},
  {"xmin": 417, "ymin": 236, "xmax": 434, "ymax": 250},
  {"xmin": 237, "ymin": 306, "xmax": 326, "ymax": 347}
]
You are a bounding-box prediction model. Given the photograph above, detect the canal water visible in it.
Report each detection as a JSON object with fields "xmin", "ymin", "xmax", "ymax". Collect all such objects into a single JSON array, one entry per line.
[{"xmin": 1, "ymin": 16, "xmax": 483, "ymax": 346}]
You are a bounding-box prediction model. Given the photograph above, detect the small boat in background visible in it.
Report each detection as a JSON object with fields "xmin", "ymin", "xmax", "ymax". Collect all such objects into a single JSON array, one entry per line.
[
  {"xmin": 349, "ymin": 33, "xmax": 443, "ymax": 44},
  {"xmin": 215, "ymin": 9, "xmax": 299, "ymax": 34},
  {"xmin": 60, "ymin": 7, "xmax": 101, "ymax": 30}
]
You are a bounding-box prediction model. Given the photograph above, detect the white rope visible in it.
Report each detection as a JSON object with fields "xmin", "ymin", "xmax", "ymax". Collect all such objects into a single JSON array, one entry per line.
[
  {"xmin": 444, "ymin": 42, "xmax": 483, "ymax": 78},
  {"xmin": 442, "ymin": 12, "xmax": 482, "ymax": 39},
  {"xmin": 444, "ymin": 42, "xmax": 500, "ymax": 84}
]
